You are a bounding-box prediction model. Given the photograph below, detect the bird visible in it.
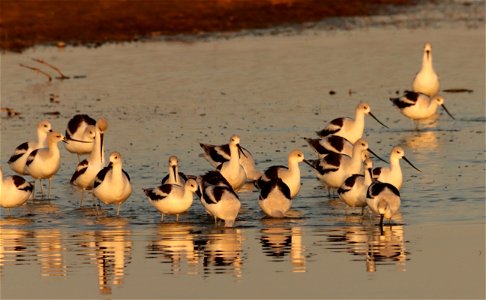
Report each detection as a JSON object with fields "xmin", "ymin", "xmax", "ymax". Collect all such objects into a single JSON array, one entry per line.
[
  {"xmin": 258, "ymin": 177, "xmax": 292, "ymax": 218},
  {"xmin": 25, "ymin": 131, "xmax": 66, "ymax": 199},
  {"xmin": 372, "ymin": 146, "xmax": 421, "ymax": 190},
  {"xmin": 160, "ymin": 155, "xmax": 188, "ymax": 185},
  {"xmin": 304, "ymin": 135, "xmax": 353, "ymax": 158},
  {"xmin": 0, "ymin": 166, "xmax": 33, "ymax": 215},
  {"xmin": 255, "ymin": 149, "xmax": 307, "ymax": 198},
  {"xmin": 337, "ymin": 158, "xmax": 374, "ymax": 213},
  {"xmin": 390, "ymin": 90, "xmax": 455, "ymax": 129},
  {"xmin": 144, "ymin": 178, "xmax": 198, "ymax": 222},
  {"xmin": 70, "ymin": 118, "xmax": 108, "ymax": 204},
  {"xmin": 8, "ymin": 119, "xmax": 52, "ymax": 175},
  {"xmin": 366, "ymin": 181, "xmax": 401, "ymax": 231},
  {"xmin": 64, "ymin": 114, "xmax": 96, "ymax": 161},
  {"xmin": 316, "ymin": 102, "xmax": 388, "ymax": 143},
  {"xmin": 412, "ymin": 42, "xmax": 440, "ymax": 97},
  {"xmin": 93, "ymin": 151, "xmax": 132, "ymax": 216},
  {"xmin": 215, "ymin": 135, "xmax": 247, "ymax": 191},
  {"xmin": 305, "ymin": 138, "xmax": 386, "ymax": 196},
  {"xmin": 197, "ymin": 171, "xmax": 241, "ymax": 227},
  {"xmin": 200, "ymin": 136, "xmax": 262, "ymax": 181}
]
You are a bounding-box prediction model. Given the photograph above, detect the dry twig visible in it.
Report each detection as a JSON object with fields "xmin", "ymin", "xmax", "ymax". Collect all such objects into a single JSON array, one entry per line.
[
  {"xmin": 19, "ymin": 63, "xmax": 52, "ymax": 81},
  {"xmin": 32, "ymin": 58, "xmax": 70, "ymax": 79}
]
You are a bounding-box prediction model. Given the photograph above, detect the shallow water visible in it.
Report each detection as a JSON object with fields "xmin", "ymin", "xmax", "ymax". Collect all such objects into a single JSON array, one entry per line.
[{"xmin": 1, "ymin": 3, "xmax": 485, "ymax": 299}]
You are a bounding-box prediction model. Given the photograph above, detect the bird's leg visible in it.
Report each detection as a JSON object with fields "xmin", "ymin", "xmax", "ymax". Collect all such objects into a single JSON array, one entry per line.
[
  {"xmin": 47, "ymin": 178, "xmax": 52, "ymax": 200},
  {"xmin": 116, "ymin": 203, "xmax": 121, "ymax": 216},
  {"xmin": 379, "ymin": 214, "xmax": 384, "ymax": 235},
  {"xmin": 39, "ymin": 179, "xmax": 45, "ymax": 198},
  {"xmin": 160, "ymin": 214, "xmax": 164, "ymax": 222},
  {"xmin": 176, "ymin": 214, "xmax": 179, "ymax": 222}
]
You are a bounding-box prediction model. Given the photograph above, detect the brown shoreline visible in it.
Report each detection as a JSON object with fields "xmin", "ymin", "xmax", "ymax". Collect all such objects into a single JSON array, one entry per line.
[{"xmin": 0, "ymin": 0, "xmax": 415, "ymax": 53}]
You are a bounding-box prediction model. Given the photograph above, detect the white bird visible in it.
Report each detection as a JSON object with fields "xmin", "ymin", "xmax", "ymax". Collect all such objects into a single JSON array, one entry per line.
[
  {"xmin": 161, "ymin": 155, "xmax": 188, "ymax": 185},
  {"xmin": 258, "ymin": 177, "xmax": 292, "ymax": 218},
  {"xmin": 305, "ymin": 139, "xmax": 385, "ymax": 195},
  {"xmin": 366, "ymin": 181, "xmax": 401, "ymax": 231},
  {"xmin": 0, "ymin": 166, "xmax": 33, "ymax": 214},
  {"xmin": 8, "ymin": 120, "xmax": 52, "ymax": 175},
  {"xmin": 64, "ymin": 114, "xmax": 96, "ymax": 161},
  {"xmin": 337, "ymin": 158, "xmax": 374, "ymax": 213},
  {"xmin": 215, "ymin": 135, "xmax": 247, "ymax": 191},
  {"xmin": 304, "ymin": 135, "xmax": 353, "ymax": 158},
  {"xmin": 412, "ymin": 42, "xmax": 440, "ymax": 97},
  {"xmin": 70, "ymin": 118, "xmax": 108, "ymax": 203},
  {"xmin": 197, "ymin": 171, "xmax": 241, "ymax": 227},
  {"xmin": 144, "ymin": 178, "xmax": 198, "ymax": 222},
  {"xmin": 372, "ymin": 146, "xmax": 421, "ymax": 190},
  {"xmin": 25, "ymin": 131, "xmax": 66, "ymax": 199},
  {"xmin": 390, "ymin": 91, "xmax": 454, "ymax": 129},
  {"xmin": 200, "ymin": 137, "xmax": 262, "ymax": 181},
  {"xmin": 256, "ymin": 149, "xmax": 307, "ymax": 198},
  {"xmin": 93, "ymin": 151, "xmax": 132, "ymax": 216},
  {"xmin": 316, "ymin": 102, "xmax": 388, "ymax": 143}
]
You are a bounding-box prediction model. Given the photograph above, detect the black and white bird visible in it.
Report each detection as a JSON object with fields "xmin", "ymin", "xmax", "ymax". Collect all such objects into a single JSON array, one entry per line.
[
  {"xmin": 160, "ymin": 155, "xmax": 187, "ymax": 186},
  {"xmin": 93, "ymin": 151, "xmax": 132, "ymax": 216},
  {"xmin": 197, "ymin": 171, "xmax": 241, "ymax": 227},
  {"xmin": 372, "ymin": 146, "xmax": 421, "ymax": 190},
  {"xmin": 366, "ymin": 181, "xmax": 401, "ymax": 231},
  {"xmin": 258, "ymin": 177, "xmax": 292, "ymax": 218},
  {"xmin": 412, "ymin": 42, "xmax": 440, "ymax": 97},
  {"xmin": 0, "ymin": 166, "xmax": 33, "ymax": 214},
  {"xmin": 64, "ymin": 114, "xmax": 96, "ymax": 161},
  {"xmin": 304, "ymin": 135, "xmax": 353, "ymax": 158},
  {"xmin": 144, "ymin": 178, "xmax": 198, "ymax": 222}
]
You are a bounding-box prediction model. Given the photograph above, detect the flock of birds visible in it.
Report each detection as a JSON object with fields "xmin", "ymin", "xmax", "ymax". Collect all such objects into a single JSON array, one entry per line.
[{"xmin": 1, "ymin": 42, "xmax": 454, "ymax": 229}]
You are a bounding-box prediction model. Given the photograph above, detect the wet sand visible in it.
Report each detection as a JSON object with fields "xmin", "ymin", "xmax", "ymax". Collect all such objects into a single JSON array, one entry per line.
[{"xmin": 1, "ymin": 0, "xmax": 415, "ymax": 52}]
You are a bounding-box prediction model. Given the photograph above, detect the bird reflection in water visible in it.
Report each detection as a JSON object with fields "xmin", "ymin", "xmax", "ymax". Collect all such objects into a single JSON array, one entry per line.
[
  {"xmin": 323, "ymin": 214, "xmax": 408, "ymax": 272},
  {"xmin": 35, "ymin": 228, "xmax": 67, "ymax": 277},
  {"xmin": 0, "ymin": 218, "xmax": 34, "ymax": 276},
  {"xmin": 260, "ymin": 219, "xmax": 306, "ymax": 273},
  {"xmin": 202, "ymin": 227, "xmax": 243, "ymax": 278},
  {"xmin": 74, "ymin": 217, "xmax": 132, "ymax": 295},
  {"xmin": 146, "ymin": 222, "xmax": 198, "ymax": 275},
  {"xmin": 403, "ymin": 131, "xmax": 438, "ymax": 151}
]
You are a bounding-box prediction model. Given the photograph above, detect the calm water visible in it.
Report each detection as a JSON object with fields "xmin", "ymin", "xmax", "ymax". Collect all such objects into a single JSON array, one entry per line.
[{"xmin": 1, "ymin": 2, "xmax": 485, "ymax": 299}]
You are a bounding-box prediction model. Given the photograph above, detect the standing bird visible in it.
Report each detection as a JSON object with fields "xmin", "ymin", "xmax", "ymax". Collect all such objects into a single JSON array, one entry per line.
[
  {"xmin": 144, "ymin": 179, "xmax": 198, "ymax": 222},
  {"xmin": 372, "ymin": 146, "xmax": 421, "ymax": 190},
  {"xmin": 197, "ymin": 171, "xmax": 241, "ymax": 227},
  {"xmin": 93, "ymin": 152, "xmax": 132, "ymax": 216},
  {"xmin": 258, "ymin": 177, "xmax": 292, "ymax": 218},
  {"xmin": 8, "ymin": 120, "xmax": 52, "ymax": 175},
  {"xmin": 304, "ymin": 135, "xmax": 353, "ymax": 158},
  {"xmin": 200, "ymin": 137, "xmax": 262, "ymax": 181},
  {"xmin": 256, "ymin": 149, "xmax": 307, "ymax": 199},
  {"xmin": 366, "ymin": 181, "xmax": 401, "ymax": 232},
  {"xmin": 70, "ymin": 118, "xmax": 108, "ymax": 204},
  {"xmin": 0, "ymin": 166, "xmax": 33, "ymax": 214},
  {"xmin": 215, "ymin": 135, "xmax": 247, "ymax": 191},
  {"xmin": 160, "ymin": 155, "xmax": 187, "ymax": 186},
  {"xmin": 316, "ymin": 102, "xmax": 388, "ymax": 143},
  {"xmin": 64, "ymin": 114, "xmax": 96, "ymax": 161},
  {"xmin": 338, "ymin": 158, "xmax": 374, "ymax": 213},
  {"xmin": 25, "ymin": 131, "xmax": 66, "ymax": 199},
  {"xmin": 412, "ymin": 42, "xmax": 440, "ymax": 97},
  {"xmin": 305, "ymin": 139, "xmax": 385, "ymax": 196},
  {"xmin": 390, "ymin": 91, "xmax": 454, "ymax": 129}
]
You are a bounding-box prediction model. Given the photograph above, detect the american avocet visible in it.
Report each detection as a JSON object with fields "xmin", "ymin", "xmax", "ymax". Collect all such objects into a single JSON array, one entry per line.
[
  {"xmin": 161, "ymin": 155, "xmax": 188, "ymax": 185},
  {"xmin": 366, "ymin": 181, "xmax": 401, "ymax": 231},
  {"xmin": 304, "ymin": 135, "xmax": 353, "ymax": 158},
  {"xmin": 93, "ymin": 152, "xmax": 132, "ymax": 216},
  {"xmin": 8, "ymin": 120, "xmax": 52, "ymax": 175},
  {"xmin": 197, "ymin": 171, "xmax": 241, "ymax": 227},
  {"xmin": 144, "ymin": 178, "xmax": 198, "ymax": 222},
  {"xmin": 70, "ymin": 118, "xmax": 108, "ymax": 203},
  {"xmin": 258, "ymin": 177, "xmax": 292, "ymax": 218},
  {"xmin": 200, "ymin": 137, "xmax": 262, "ymax": 181},
  {"xmin": 305, "ymin": 139, "xmax": 385, "ymax": 196},
  {"xmin": 0, "ymin": 166, "xmax": 33, "ymax": 214},
  {"xmin": 412, "ymin": 42, "xmax": 440, "ymax": 97},
  {"xmin": 316, "ymin": 102, "xmax": 388, "ymax": 143},
  {"xmin": 372, "ymin": 146, "xmax": 421, "ymax": 190},
  {"xmin": 216, "ymin": 135, "xmax": 247, "ymax": 191},
  {"xmin": 25, "ymin": 131, "xmax": 66, "ymax": 199},
  {"xmin": 390, "ymin": 91, "xmax": 455, "ymax": 129},
  {"xmin": 256, "ymin": 149, "xmax": 307, "ymax": 198},
  {"xmin": 338, "ymin": 158, "xmax": 373, "ymax": 213},
  {"xmin": 64, "ymin": 114, "xmax": 96, "ymax": 161}
]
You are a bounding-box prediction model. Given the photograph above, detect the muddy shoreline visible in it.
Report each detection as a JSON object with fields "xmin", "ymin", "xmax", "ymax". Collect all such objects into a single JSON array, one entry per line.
[{"xmin": 0, "ymin": 0, "xmax": 415, "ymax": 52}]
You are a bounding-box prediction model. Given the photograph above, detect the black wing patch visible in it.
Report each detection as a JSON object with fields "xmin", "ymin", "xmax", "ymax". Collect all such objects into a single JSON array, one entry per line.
[
  {"xmin": 317, "ymin": 118, "xmax": 344, "ymax": 137},
  {"xmin": 93, "ymin": 165, "xmax": 112, "ymax": 189},
  {"xmin": 372, "ymin": 168, "xmax": 382, "ymax": 178},
  {"xmin": 67, "ymin": 114, "xmax": 96, "ymax": 135},
  {"xmin": 25, "ymin": 149, "xmax": 39, "ymax": 166},
  {"xmin": 70, "ymin": 159, "xmax": 89, "ymax": 183},
  {"xmin": 8, "ymin": 142, "xmax": 29, "ymax": 164}
]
